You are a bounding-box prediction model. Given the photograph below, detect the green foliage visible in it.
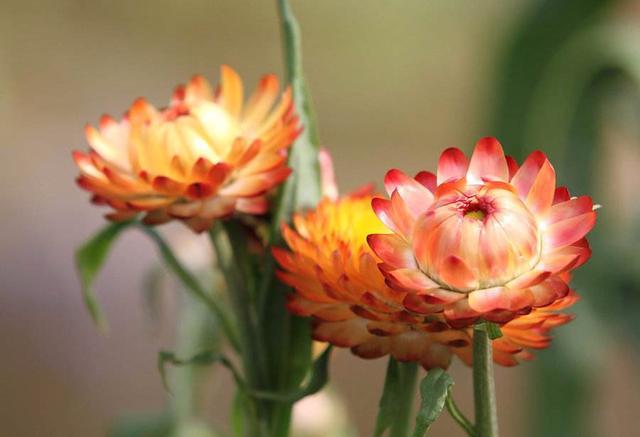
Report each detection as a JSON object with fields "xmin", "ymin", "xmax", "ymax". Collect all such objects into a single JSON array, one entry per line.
[
  {"xmin": 75, "ymin": 221, "xmax": 239, "ymax": 350},
  {"xmin": 374, "ymin": 358, "xmax": 419, "ymax": 437},
  {"xmin": 411, "ymin": 369, "xmax": 454, "ymax": 437},
  {"xmin": 252, "ymin": 345, "xmax": 333, "ymax": 403},
  {"xmin": 158, "ymin": 349, "xmax": 245, "ymax": 395},
  {"xmin": 75, "ymin": 220, "xmax": 136, "ymax": 331}
]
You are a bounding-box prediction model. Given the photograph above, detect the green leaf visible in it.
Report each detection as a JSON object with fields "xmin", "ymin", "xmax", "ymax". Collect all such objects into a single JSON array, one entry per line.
[
  {"xmin": 411, "ymin": 369, "xmax": 454, "ymax": 437},
  {"xmin": 374, "ymin": 358, "xmax": 419, "ymax": 437},
  {"xmin": 157, "ymin": 350, "xmax": 217, "ymax": 394},
  {"xmin": 252, "ymin": 345, "xmax": 333, "ymax": 403},
  {"xmin": 157, "ymin": 349, "xmax": 245, "ymax": 395},
  {"xmin": 75, "ymin": 220, "xmax": 136, "ymax": 332}
]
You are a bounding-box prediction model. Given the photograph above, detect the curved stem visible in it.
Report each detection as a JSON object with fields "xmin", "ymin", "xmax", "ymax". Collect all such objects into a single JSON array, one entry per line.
[
  {"xmin": 139, "ymin": 225, "xmax": 241, "ymax": 352},
  {"xmin": 446, "ymin": 391, "xmax": 475, "ymax": 437},
  {"xmin": 473, "ymin": 326, "xmax": 499, "ymax": 437}
]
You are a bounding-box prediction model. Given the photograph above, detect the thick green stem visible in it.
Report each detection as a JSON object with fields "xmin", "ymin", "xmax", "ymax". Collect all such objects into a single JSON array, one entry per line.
[
  {"xmin": 209, "ymin": 222, "xmax": 269, "ymax": 436},
  {"xmin": 473, "ymin": 326, "xmax": 499, "ymax": 437},
  {"xmin": 391, "ymin": 362, "xmax": 418, "ymax": 437},
  {"xmin": 375, "ymin": 357, "xmax": 419, "ymax": 437}
]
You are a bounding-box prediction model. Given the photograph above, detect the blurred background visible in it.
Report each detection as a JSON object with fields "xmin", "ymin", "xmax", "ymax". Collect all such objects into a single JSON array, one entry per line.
[{"xmin": 1, "ymin": 0, "xmax": 639, "ymax": 435}]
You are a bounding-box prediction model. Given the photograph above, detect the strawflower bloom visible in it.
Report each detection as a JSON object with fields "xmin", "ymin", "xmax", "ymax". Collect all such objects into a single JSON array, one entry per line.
[
  {"xmin": 273, "ymin": 190, "xmax": 472, "ymax": 369},
  {"xmin": 73, "ymin": 66, "xmax": 299, "ymax": 232},
  {"xmin": 368, "ymin": 137, "xmax": 596, "ymax": 327}
]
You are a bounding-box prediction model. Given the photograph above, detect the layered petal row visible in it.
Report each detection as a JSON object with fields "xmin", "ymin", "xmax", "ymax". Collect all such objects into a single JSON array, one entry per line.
[
  {"xmin": 73, "ymin": 65, "xmax": 300, "ymax": 232},
  {"xmin": 274, "ymin": 193, "xmax": 472, "ymax": 369}
]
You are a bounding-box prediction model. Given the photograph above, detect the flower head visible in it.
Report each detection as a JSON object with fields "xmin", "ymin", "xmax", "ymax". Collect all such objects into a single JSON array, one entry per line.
[
  {"xmin": 274, "ymin": 192, "xmax": 471, "ymax": 369},
  {"xmin": 369, "ymin": 137, "xmax": 596, "ymax": 327},
  {"xmin": 73, "ymin": 66, "xmax": 299, "ymax": 232}
]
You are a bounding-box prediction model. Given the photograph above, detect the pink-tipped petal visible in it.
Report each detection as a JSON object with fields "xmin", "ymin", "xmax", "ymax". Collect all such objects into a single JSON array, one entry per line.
[
  {"xmin": 468, "ymin": 287, "xmax": 534, "ymax": 313},
  {"xmin": 548, "ymin": 196, "xmax": 594, "ymax": 224},
  {"xmin": 506, "ymin": 155, "xmax": 519, "ymax": 180},
  {"xmin": 437, "ymin": 147, "xmax": 469, "ymax": 185},
  {"xmin": 467, "ymin": 137, "xmax": 509, "ymax": 183},
  {"xmin": 319, "ymin": 148, "xmax": 338, "ymax": 200},
  {"xmin": 387, "ymin": 268, "xmax": 439, "ymax": 291},
  {"xmin": 553, "ymin": 186, "xmax": 571, "ymax": 204},
  {"xmin": 544, "ymin": 211, "xmax": 596, "ymax": 249},
  {"xmin": 367, "ymin": 234, "xmax": 416, "ymax": 269},
  {"xmin": 414, "ymin": 171, "xmax": 437, "ymax": 192},
  {"xmin": 511, "ymin": 150, "xmax": 547, "ymax": 199},
  {"xmin": 438, "ymin": 255, "xmax": 478, "ymax": 291},
  {"xmin": 525, "ymin": 160, "xmax": 556, "ymax": 216}
]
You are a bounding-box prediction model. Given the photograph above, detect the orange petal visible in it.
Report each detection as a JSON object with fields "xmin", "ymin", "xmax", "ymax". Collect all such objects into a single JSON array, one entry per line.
[
  {"xmin": 236, "ymin": 196, "xmax": 268, "ymax": 214},
  {"xmin": 439, "ymin": 255, "xmax": 478, "ymax": 291},
  {"xmin": 511, "ymin": 150, "xmax": 547, "ymax": 199},
  {"xmin": 220, "ymin": 166, "xmax": 291, "ymax": 197},
  {"xmin": 525, "ymin": 160, "xmax": 556, "ymax": 216},
  {"xmin": 219, "ymin": 65, "xmax": 244, "ymax": 118}
]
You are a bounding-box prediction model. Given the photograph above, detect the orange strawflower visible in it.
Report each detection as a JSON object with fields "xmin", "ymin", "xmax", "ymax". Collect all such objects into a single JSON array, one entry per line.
[
  {"xmin": 73, "ymin": 66, "xmax": 299, "ymax": 232},
  {"xmin": 274, "ymin": 192, "xmax": 471, "ymax": 369},
  {"xmin": 368, "ymin": 137, "xmax": 596, "ymax": 327}
]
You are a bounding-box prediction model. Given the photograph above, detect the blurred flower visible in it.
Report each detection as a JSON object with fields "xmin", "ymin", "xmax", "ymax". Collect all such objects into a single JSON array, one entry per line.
[
  {"xmin": 273, "ymin": 192, "xmax": 470, "ymax": 369},
  {"xmin": 291, "ymin": 389, "xmax": 354, "ymax": 437},
  {"xmin": 73, "ymin": 66, "xmax": 299, "ymax": 232},
  {"xmin": 368, "ymin": 137, "xmax": 596, "ymax": 327}
]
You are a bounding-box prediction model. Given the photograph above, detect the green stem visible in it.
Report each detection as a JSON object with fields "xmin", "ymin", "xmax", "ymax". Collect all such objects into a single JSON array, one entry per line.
[
  {"xmin": 208, "ymin": 222, "xmax": 269, "ymax": 436},
  {"xmin": 473, "ymin": 326, "xmax": 499, "ymax": 437},
  {"xmin": 139, "ymin": 225, "xmax": 241, "ymax": 353},
  {"xmin": 375, "ymin": 358, "xmax": 419, "ymax": 437},
  {"xmin": 391, "ymin": 362, "xmax": 418, "ymax": 437},
  {"xmin": 445, "ymin": 391, "xmax": 475, "ymax": 437}
]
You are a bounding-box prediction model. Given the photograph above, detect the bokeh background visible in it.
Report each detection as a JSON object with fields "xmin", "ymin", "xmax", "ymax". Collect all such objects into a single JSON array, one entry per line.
[{"xmin": 2, "ymin": 0, "xmax": 639, "ymax": 436}]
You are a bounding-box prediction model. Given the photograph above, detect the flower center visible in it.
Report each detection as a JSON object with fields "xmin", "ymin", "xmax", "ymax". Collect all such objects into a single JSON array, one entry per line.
[
  {"xmin": 464, "ymin": 208, "xmax": 485, "ymax": 220},
  {"xmin": 460, "ymin": 198, "xmax": 494, "ymax": 221}
]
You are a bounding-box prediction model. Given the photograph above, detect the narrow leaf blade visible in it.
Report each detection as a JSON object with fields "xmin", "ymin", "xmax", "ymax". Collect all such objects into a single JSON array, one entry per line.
[{"xmin": 75, "ymin": 220, "xmax": 135, "ymax": 331}]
